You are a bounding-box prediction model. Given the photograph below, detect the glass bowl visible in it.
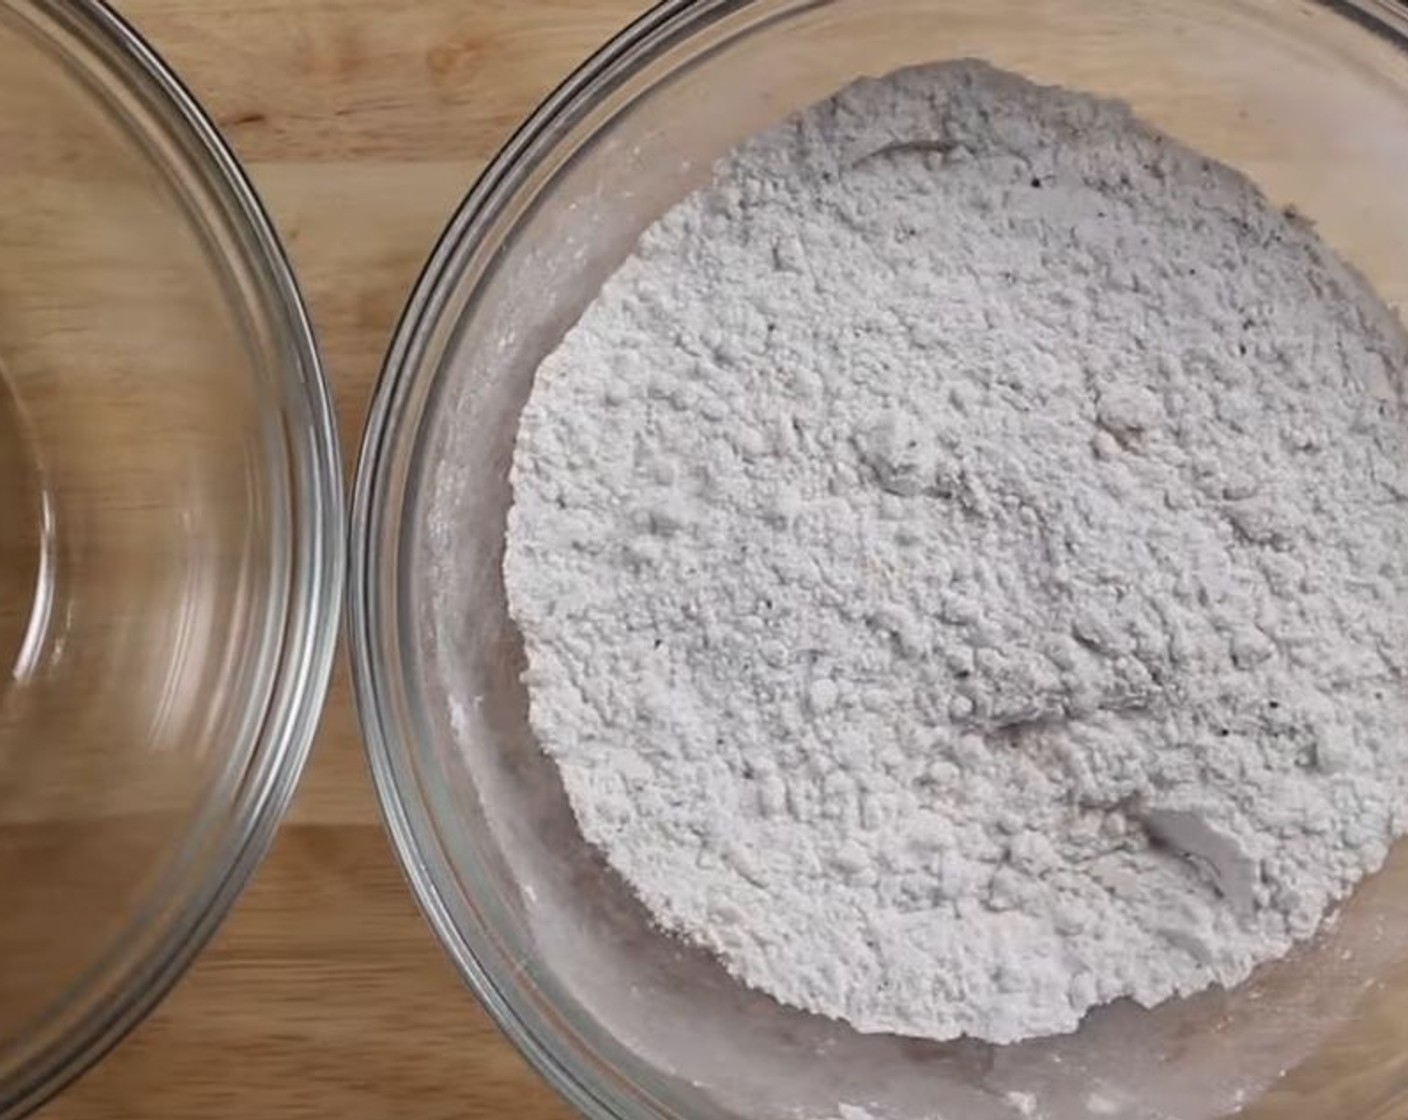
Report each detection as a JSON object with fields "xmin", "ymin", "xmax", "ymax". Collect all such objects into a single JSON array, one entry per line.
[
  {"xmin": 351, "ymin": 1, "xmax": 1408, "ymax": 1118},
  {"xmin": 0, "ymin": 1, "xmax": 342, "ymax": 1115}
]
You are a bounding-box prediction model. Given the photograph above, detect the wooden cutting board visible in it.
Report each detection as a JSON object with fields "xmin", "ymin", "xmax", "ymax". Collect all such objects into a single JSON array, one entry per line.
[
  {"xmin": 32, "ymin": 2, "xmax": 1408, "ymax": 1118},
  {"xmin": 38, "ymin": 1, "xmax": 649, "ymax": 1116}
]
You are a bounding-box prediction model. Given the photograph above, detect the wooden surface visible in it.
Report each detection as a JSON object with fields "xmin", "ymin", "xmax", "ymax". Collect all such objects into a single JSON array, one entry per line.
[
  {"xmin": 37, "ymin": 2, "xmax": 647, "ymax": 1116},
  {"xmin": 24, "ymin": 3, "xmax": 1408, "ymax": 1119}
]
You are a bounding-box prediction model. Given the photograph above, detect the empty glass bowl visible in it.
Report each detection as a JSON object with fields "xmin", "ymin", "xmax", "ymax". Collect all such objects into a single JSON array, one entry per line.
[
  {"xmin": 0, "ymin": 2, "xmax": 341, "ymax": 1115},
  {"xmin": 351, "ymin": 1, "xmax": 1408, "ymax": 1118}
]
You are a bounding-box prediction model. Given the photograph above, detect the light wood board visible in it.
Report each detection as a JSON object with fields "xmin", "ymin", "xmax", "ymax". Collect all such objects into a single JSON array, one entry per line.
[{"xmin": 32, "ymin": 1, "xmax": 1408, "ymax": 1118}]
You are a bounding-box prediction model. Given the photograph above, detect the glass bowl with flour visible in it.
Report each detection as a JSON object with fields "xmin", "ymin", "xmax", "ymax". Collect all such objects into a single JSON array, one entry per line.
[{"xmin": 350, "ymin": 1, "xmax": 1408, "ymax": 1118}]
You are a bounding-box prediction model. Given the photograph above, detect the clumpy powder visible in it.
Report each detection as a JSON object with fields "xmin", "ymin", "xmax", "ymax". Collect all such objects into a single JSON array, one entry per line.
[{"xmin": 503, "ymin": 60, "xmax": 1408, "ymax": 1044}]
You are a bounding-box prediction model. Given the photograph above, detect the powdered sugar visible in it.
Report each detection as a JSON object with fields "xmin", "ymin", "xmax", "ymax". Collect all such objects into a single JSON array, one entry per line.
[{"xmin": 503, "ymin": 61, "xmax": 1408, "ymax": 1044}]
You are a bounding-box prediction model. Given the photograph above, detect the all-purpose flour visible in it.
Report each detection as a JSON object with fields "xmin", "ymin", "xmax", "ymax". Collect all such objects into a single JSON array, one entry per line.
[{"xmin": 502, "ymin": 61, "xmax": 1408, "ymax": 1044}]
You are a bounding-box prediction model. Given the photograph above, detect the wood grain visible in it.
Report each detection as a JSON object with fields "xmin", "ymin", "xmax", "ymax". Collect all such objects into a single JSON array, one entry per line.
[
  {"xmin": 37, "ymin": 2, "xmax": 646, "ymax": 1117},
  {"xmin": 27, "ymin": 2, "xmax": 1408, "ymax": 1118}
]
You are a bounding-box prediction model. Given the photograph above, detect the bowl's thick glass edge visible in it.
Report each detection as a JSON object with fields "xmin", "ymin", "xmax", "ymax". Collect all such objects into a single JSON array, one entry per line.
[
  {"xmin": 0, "ymin": 1, "xmax": 344, "ymax": 1116},
  {"xmin": 1317, "ymin": 0, "xmax": 1408, "ymax": 40}
]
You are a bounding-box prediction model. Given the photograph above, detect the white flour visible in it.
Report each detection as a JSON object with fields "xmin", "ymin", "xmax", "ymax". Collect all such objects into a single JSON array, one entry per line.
[{"xmin": 503, "ymin": 61, "xmax": 1408, "ymax": 1044}]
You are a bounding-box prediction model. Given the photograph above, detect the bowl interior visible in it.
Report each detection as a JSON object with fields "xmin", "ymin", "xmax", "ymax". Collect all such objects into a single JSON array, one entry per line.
[
  {"xmin": 374, "ymin": 1, "xmax": 1408, "ymax": 1117},
  {"xmin": 0, "ymin": 2, "xmax": 336, "ymax": 1112}
]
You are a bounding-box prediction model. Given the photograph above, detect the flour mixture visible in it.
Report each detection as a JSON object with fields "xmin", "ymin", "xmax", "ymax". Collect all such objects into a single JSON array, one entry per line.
[{"xmin": 502, "ymin": 61, "xmax": 1408, "ymax": 1044}]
